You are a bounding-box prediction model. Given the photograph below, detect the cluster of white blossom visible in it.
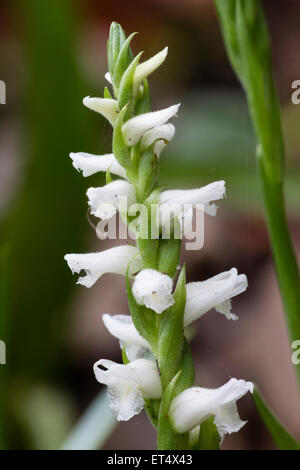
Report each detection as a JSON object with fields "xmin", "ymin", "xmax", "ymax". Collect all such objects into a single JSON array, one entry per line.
[{"xmin": 64, "ymin": 37, "xmax": 253, "ymax": 444}]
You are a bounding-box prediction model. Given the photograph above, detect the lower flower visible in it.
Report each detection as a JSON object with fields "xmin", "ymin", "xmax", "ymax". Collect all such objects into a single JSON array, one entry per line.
[
  {"xmin": 169, "ymin": 378, "xmax": 254, "ymax": 439},
  {"xmin": 94, "ymin": 358, "xmax": 162, "ymax": 421}
]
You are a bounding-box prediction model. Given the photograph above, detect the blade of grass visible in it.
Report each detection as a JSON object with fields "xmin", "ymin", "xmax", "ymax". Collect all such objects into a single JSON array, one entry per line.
[{"xmin": 253, "ymin": 388, "xmax": 300, "ymax": 450}]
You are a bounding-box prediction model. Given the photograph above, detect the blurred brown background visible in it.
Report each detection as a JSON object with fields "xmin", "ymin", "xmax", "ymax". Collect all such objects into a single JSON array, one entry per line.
[{"xmin": 0, "ymin": 0, "xmax": 300, "ymax": 450}]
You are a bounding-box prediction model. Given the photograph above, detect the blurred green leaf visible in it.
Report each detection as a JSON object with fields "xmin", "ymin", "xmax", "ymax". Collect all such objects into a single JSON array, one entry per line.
[
  {"xmin": 13, "ymin": 384, "xmax": 75, "ymax": 450},
  {"xmin": 0, "ymin": 245, "xmax": 10, "ymax": 449},
  {"xmin": 61, "ymin": 390, "xmax": 117, "ymax": 450},
  {"xmin": 0, "ymin": 0, "xmax": 106, "ymax": 448},
  {"xmin": 2, "ymin": 0, "xmax": 99, "ymax": 379},
  {"xmin": 253, "ymin": 388, "xmax": 300, "ymax": 450}
]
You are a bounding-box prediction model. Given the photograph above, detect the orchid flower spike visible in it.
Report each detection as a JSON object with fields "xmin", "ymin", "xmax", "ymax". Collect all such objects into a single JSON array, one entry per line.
[
  {"xmin": 184, "ymin": 268, "xmax": 248, "ymax": 326},
  {"xmin": 94, "ymin": 358, "xmax": 162, "ymax": 421},
  {"xmin": 122, "ymin": 104, "xmax": 180, "ymax": 146},
  {"xmin": 132, "ymin": 268, "xmax": 175, "ymax": 314},
  {"xmin": 64, "ymin": 245, "xmax": 142, "ymax": 288},
  {"xmin": 83, "ymin": 97, "xmax": 119, "ymax": 126},
  {"xmin": 69, "ymin": 152, "xmax": 127, "ymax": 179},
  {"xmin": 87, "ymin": 180, "xmax": 136, "ymax": 220},
  {"xmin": 102, "ymin": 314, "xmax": 151, "ymax": 361},
  {"xmin": 170, "ymin": 378, "xmax": 254, "ymax": 439}
]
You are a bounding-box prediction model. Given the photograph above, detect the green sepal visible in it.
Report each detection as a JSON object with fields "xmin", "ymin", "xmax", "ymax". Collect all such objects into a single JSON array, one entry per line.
[
  {"xmin": 107, "ymin": 22, "xmax": 127, "ymax": 80},
  {"xmin": 103, "ymin": 86, "xmax": 113, "ymax": 99},
  {"xmin": 158, "ymin": 266, "xmax": 186, "ymax": 389},
  {"xmin": 135, "ymin": 149, "xmax": 158, "ymax": 201},
  {"xmin": 113, "ymin": 32, "xmax": 137, "ymax": 92},
  {"xmin": 135, "ymin": 79, "xmax": 151, "ymax": 115},
  {"xmin": 105, "ymin": 167, "xmax": 113, "ymax": 184},
  {"xmin": 144, "ymin": 398, "xmax": 160, "ymax": 429},
  {"xmin": 253, "ymin": 387, "xmax": 300, "ymax": 450},
  {"xmin": 197, "ymin": 417, "xmax": 220, "ymax": 450},
  {"xmin": 137, "ymin": 187, "xmax": 160, "ymax": 269},
  {"xmin": 173, "ymin": 339, "xmax": 195, "ymax": 395},
  {"xmin": 118, "ymin": 52, "xmax": 143, "ymax": 117},
  {"xmin": 122, "ymin": 345, "xmax": 129, "ymax": 365},
  {"xmin": 158, "ymin": 238, "xmax": 181, "ymax": 278},
  {"xmin": 126, "ymin": 268, "xmax": 157, "ymax": 353},
  {"xmin": 112, "ymin": 105, "xmax": 131, "ymax": 169},
  {"xmin": 157, "ymin": 371, "xmax": 189, "ymax": 450}
]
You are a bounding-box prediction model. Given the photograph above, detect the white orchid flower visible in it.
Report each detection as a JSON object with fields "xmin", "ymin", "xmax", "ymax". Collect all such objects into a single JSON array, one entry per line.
[
  {"xmin": 94, "ymin": 358, "xmax": 162, "ymax": 421},
  {"xmin": 170, "ymin": 378, "xmax": 254, "ymax": 438},
  {"xmin": 64, "ymin": 245, "xmax": 142, "ymax": 288},
  {"xmin": 69, "ymin": 152, "xmax": 126, "ymax": 179},
  {"xmin": 132, "ymin": 268, "xmax": 174, "ymax": 314},
  {"xmin": 87, "ymin": 180, "xmax": 136, "ymax": 220},
  {"xmin": 160, "ymin": 180, "xmax": 225, "ymax": 217},
  {"xmin": 140, "ymin": 123, "xmax": 175, "ymax": 157},
  {"xmin": 184, "ymin": 268, "xmax": 248, "ymax": 326},
  {"xmin": 133, "ymin": 47, "xmax": 168, "ymax": 93},
  {"xmin": 122, "ymin": 104, "xmax": 180, "ymax": 146},
  {"xmin": 83, "ymin": 97, "xmax": 119, "ymax": 126},
  {"xmin": 103, "ymin": 314, "xmax": 151, "ymax": 361},
  {"xmin": 158, "ymin": 181, "xmax": 225, "ymax": 237}
]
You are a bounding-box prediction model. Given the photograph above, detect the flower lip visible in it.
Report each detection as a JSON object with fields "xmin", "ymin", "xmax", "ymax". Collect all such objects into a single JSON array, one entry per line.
[{"xmin": 132, "ymin": 268, "xmax": 174, "ymax": 314}]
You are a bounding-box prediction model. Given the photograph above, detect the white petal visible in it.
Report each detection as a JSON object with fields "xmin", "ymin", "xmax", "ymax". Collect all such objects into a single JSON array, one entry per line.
[
  {"xmin": 64, "ymin": 245, "xmax": 142, "ymax": 288},
  {"xmin": 170, "ymin": 378, "xmax": 253, "ymax": 433},
  {"xmin": 133, "ymin": 47, "xmax": 168, "ymax": 91},
  {"xmin": 122, "ymin": 104, "xmax": 180, "ymax": 146},
  {"xmin": 94, "ymin": 358, "xmax": 162, "ymax": 421},
  {"xmin": 87, "ymin": 180, "xmax": 136, "ymax": 220},
  {"xmin": 123, "ymin": 341, "xmax": 153, "ymax": 362},
  {"xmin": 132, "ymin": 269, "xmax": 174, "ymax": 314},
  {"xmin": 102, "ymin": 314, "xmax": 151, "ymax": 361},
  {"xmin": 140, "ymin": 123, "xmax": 175, "ymax": 156},
  {"xmin": 159, "ymin": 181, "xmax": 226, "ymax": 215},
  {"xmin": 69, "ymin": 152, "xmax": 126, "ymax": 179},
  {"xmin": 184, "ymin": 268, "xmax": 248, "ymax": 326},
  {"xmin": 83, "ymin": 97, "xmax": 119, "ymax": 126},
  {"xmin": 215, "ymin": 300, "xmax": 238, "ymax": 321},
  {"xmin": 105, "ymin": 72, "xmax": 112, "ymax": 84},
  {"xmin": 214, "ymin": 402, "xmax": 246, "ymax": 441}
]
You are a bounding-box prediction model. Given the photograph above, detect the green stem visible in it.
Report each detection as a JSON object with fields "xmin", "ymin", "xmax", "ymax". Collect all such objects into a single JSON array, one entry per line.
[
  {"xmin": 215, "ymin": 0, "xmax": 300, "ymax": 390},
  {"xmin": 259, "ymin": 160, "xmax": 300, "ymax": 386}
]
